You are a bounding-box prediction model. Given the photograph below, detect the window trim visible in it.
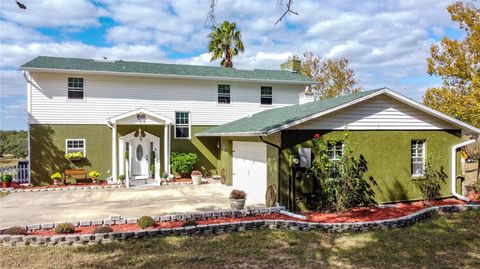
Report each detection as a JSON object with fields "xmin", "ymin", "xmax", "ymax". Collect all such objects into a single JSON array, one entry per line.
[
  {"xmin": 67, "ymin": 76, "xmax": 85, "ymax": 100},
  {"xmin": 260, "ymin": 86, "xmax": 273, "ymax": 105},
  {"xmin": 217, "ymin": 84, "xmax": 231, "ymax": 104},
  {"xmin": 411, "ymin": 140, "xmax": 426, "ymax": 177},
  {"xmin": 174, "ymin": 111, "xmax": 191, "ymax": 140},
  {"xmin": 327, "ymin": 141, "xmax": 344, "ymax": 161},
  {"xmin": 65, "ymin": 138, "xmax": 86, "ymax": 157}
]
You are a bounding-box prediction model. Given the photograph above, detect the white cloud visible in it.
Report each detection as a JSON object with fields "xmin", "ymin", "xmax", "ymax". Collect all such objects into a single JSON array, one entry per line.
[
  {"xmin": 0, "ymin": 71, "xmax": 25, "ymax": 97},
  {"xmin": 0, "ymin": 21, "xmax": 50, "ymax": 43},
  {"xmin": 0, "ymin": 0, "xmax": 105, "ymax": 28}
]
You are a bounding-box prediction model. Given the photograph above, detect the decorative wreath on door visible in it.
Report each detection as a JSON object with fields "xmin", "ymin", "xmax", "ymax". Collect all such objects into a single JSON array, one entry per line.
[
  {"xmin": 265, "ymin": 184, "xmax": 277, "ymax": 207},
  {"xmin": 220, "ymin": 168, "xmax": 226, "ymax": 184}
]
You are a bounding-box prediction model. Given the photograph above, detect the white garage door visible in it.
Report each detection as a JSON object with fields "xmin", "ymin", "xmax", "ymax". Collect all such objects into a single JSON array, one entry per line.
[{"xmin": 232, "ymin": 141, "xmax": 267, "ymax": 204}]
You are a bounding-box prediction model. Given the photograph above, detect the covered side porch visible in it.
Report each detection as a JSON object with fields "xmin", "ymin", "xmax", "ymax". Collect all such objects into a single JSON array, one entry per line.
[{"xmin": 108, "ymin": 108, "xmax": 172, "ymax": 186}]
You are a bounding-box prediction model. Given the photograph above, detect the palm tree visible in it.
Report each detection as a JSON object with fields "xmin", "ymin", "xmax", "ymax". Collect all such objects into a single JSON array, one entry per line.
[{"xmin": 208, "ymin": 21, "xmax": 245, "ymax": 68}]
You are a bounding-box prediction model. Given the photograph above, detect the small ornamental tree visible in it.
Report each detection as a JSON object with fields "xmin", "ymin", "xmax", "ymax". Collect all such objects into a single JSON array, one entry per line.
[
  {"xmin": 418, "ymin": 158, "xmax": 447, "ymax": 205},
  {"xmin": 308, "ymin": 130, "xmax": 377, "ymax": 212}
]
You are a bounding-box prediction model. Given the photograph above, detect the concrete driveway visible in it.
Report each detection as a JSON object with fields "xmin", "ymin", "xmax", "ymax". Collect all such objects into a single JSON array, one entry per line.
[{"xmin": 0, "ymin": 183, "xmax": 264, "ymax": 227}]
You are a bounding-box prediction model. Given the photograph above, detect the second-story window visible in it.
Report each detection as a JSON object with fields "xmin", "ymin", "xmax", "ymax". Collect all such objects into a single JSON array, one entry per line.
[
  {"xmin": 218, "ymin": 84, "xmax": 231, "ymax": 104},
  {"xmin": 68, "ymin": 77, "xmax": 84, "ymax": 99},
  {"xmin": 261, "ymin": 86, "xmax": 273, "ymax": 105}
]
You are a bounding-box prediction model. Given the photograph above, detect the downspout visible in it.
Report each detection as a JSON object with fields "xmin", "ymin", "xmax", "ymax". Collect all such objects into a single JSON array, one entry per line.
[
  {"xmin": 451, "ymin": 139, "xmax": 476, "ymax": 202},
  {"xmin": 22, "ymin": 71, "xmax": 32, "ymax": 184},
  {"xmin": 259, "ymin": 135, "xmax": 282, "ymax": 207}
]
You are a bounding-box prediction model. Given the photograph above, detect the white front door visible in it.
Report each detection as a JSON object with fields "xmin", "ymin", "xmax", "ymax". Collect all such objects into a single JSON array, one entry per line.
[
  {"xmin": 232, "ymin": 141, "xmax": 267, "ymax": 204},
  {"xmin": 131, "ymin": 139, "xmax": 149, "ymax": 178}
]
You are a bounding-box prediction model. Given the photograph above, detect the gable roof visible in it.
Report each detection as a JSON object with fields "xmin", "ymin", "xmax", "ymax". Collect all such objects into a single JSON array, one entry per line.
[
  {"xmin": 20, "ymin": 56, "xmax": 314, "ymax": 84},
  {"xmin": 197, "ymin": 88, "xmax": 480, "ymax": 136}
]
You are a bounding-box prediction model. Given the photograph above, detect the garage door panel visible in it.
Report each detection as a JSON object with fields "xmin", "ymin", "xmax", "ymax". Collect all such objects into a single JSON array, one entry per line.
[{"xmin": 232, "ymin": 141, "xmax": 267, "ymax": 204}]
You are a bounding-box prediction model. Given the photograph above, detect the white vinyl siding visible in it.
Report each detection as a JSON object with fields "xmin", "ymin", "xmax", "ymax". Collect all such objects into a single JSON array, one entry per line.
[
  {"xmin": 65, "ymin": 139, "xmax": 86, "ymax": 156},
  {"xmin": 411, "ymin": 140, "xmax": 425, "ymax": 176},
  {"xmin": 67, "ymin": 77, "xmax": 84, "ymax": 99},
  {"xmin": 175, "ymin": 112, "xmax": 190, "ymax": 139},
  {"xmin": 288, "ymin": 95, "xmax": 457, "ymax": 130},
  {"xmin": 29, "ymin": 72, "xmax": 305, "ymax": 125}
]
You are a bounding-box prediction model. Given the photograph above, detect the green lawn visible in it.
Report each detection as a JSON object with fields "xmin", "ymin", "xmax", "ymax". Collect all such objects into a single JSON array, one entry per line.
[{"xmin": 1, "ymin": 211, "xmax": 479, "ymax": 269}]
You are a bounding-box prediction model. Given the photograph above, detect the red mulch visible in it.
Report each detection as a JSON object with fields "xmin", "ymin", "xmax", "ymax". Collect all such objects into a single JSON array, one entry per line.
[
  {"xmin": 24, "ymin": 197, "xmax": 479, "ymax": 236},
  {"xmin": 467, "ymin": 192, "xmax": 479, "ymax": 203},
  {"xmin": 29, "ymin": 213, "xmax": 297, "ymax": 236},
  {"xmin": 304, "ymin": 198, "xmax": 468, "ymax": 223},
  {"xmin": 6, "ymin": 182, "xmax": 111, "ymax": 189}
]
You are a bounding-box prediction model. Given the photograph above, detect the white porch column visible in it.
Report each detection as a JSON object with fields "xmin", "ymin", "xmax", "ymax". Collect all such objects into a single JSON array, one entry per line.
[
  {"xmin": 119, "ymin": 138, "xmax": 124, "ymax": 177},
  {"xmin": 112, "ymin": 123, "xmax": 118, "ymax": 182},
  {"xmin": 164, "ymin": 124, "xmax": 171, "ymax": 175}
]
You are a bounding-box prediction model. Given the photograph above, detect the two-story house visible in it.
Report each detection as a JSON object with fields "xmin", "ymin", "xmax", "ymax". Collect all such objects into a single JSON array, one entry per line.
[{"xmin": 20, "ymin": 56, "xmax": 479, "ymax": 208}]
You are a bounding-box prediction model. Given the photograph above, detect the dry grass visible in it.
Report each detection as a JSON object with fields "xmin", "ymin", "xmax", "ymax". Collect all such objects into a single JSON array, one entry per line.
[{"xmin": 0, "ymin": 211, "xmax": 479, "ymax": 269}]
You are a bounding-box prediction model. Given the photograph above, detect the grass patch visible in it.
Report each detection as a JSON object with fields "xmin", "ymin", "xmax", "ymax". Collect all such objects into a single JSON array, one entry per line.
[{"xmin": 0, "ymin": 211, "xmax": 479, "ymax": 269}]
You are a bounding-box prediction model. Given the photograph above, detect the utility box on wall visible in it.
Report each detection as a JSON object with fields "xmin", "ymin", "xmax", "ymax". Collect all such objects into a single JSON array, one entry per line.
[{"xmin": 301, "ymin": 172, "xmax": 313, "ymax": 193}]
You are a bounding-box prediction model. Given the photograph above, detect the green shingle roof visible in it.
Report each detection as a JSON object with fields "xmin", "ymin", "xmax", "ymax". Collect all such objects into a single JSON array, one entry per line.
[
  {"xmin": 197, "ymin": 89, "xmax": 383, "ymax": 136},
  {"xmin": 20, "ymin": 56, "xmax": 313, "ymax": 84}
]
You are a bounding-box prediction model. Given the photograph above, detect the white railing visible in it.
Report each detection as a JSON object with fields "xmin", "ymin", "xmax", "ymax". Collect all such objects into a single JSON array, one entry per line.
[{"xmin": 0, "ymin": 161, "xmax": 29, "ymax": 183}]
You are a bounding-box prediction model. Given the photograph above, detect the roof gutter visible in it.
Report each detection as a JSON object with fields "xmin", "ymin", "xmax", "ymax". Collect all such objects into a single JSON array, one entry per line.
[
  {"xmin": 19, "ymin": 67, "xmax": 314, "ymax": 85},
  {"xmin": 451, "ymin": 139, "xmax": 476, "ymax": 202}
]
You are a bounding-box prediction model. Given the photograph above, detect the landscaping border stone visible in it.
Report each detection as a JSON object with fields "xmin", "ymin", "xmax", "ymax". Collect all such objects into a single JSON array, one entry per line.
[
  {"xmin": 0, "ymin": 204, "xmax": 478, "ymax": 247},
  {"xmin": 0, "ymin": 184, "xmax": 125, "ymax": 193}
]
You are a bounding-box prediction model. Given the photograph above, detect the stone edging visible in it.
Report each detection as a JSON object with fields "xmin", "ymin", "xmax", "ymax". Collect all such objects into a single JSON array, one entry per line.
[
  {"xmin": 0, "ymin": 204, "xmax": 478, "ymax": 247},
  {"xmin": 0, "ymin": 184, "xmax": 126, "ymax": 193}
]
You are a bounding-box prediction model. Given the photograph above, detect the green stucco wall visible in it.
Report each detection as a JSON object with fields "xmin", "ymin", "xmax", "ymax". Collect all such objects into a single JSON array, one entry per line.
[
  {"xmin": 280, "ymin": 130, "xmax": 463, "ymax": 206},
  {"xmin": 29, "ymin": 124, "xmax": 220, "ymax": 185},
  {"xmin": 30, "ymin": 124, "xmax": 112, "ymax": 185}
]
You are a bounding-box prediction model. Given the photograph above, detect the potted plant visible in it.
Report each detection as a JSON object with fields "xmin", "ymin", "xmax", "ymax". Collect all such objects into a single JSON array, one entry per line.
[
  {"xmin": 191, "ymin": 170, "xmax": 202, "ymax": 185},
  {"xmin": 88, "ymin": 170, "xmax": 100, "ymax": 184},
  {"xmin": 2, "ymin": 174, "xmax": 13, "ymax": 188},
  {"xmin": 50, "ymin": 172, "xmax": 62, "ymax": 186},
  {"xmin": 119, "ymin": 174, "xmax": 125, "ymax": 185},
  {"xmin": 65, "ymin": 151, "xmax": 84, "ymax": 161},
  {"xmin": 229, "ymin": 189, "xmax": 247, "ymax": 210}
]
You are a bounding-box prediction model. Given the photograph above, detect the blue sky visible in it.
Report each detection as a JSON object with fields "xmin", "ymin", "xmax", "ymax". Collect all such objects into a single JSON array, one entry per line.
[{"xmin": 0, "ymin": 0, "xmax": 463, "ymax": 130}]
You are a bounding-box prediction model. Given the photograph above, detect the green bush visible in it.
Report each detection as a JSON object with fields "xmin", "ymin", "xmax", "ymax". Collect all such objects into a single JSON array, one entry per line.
[
  {"xmin": 54, "ymin": 223, "xmax": 76, "ymax": 234},
  {"xmin": 419, "ymin": 161, "xmax": 447, "ymax": 204},
  {"xmin": 92, "ymin": 226, "xmax": 113, "ymax": 234},
  {"xmin": 2, "ymin": 174, "xmax": 13, "ymax": 182},
  {"xmin": 4, "ymin": 226, "xmax": 27, "ymax": 235},
  {"xmin": 171, "ymin": 152, "xmax": 198, "ymax": 178},
  {"xmin": 137, "ymin": 216, "xmax": 155, "ymax": 229}
]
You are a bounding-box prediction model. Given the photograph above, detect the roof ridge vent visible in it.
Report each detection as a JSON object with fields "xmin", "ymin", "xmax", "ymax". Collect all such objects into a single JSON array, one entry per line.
[{"xmin": 94, "ymin": 59, "xmax": 116, "ymax": 63}]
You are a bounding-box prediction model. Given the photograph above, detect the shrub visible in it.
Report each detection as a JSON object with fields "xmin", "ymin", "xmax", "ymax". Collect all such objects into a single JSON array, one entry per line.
[
  {"xmin": 2, "ymin": 174, "xmax": 13, "ymax": 182},
  {"xmin": 54, "ymin": 223, "xmax": 76, "ymax": 234},
  {"xmin": 119, "ymin": 174, "xmax": 125, "ymax": 182},
  {"xmin": 191, "ymin": 170, "xmax": 202, "ymax": 176},
  {"xmin": 4, "ymin": 226, "xmax": 27, "ymax": 235},
  {"xmin": 419, "ymin": 161, "xmax": 447, "ymax": 204},
  {"xmin": 171, "ymin": 152, "xmax": 198, "ymax": 178},
  {"xmin": 308, "ymin": 130, "xmax": 377, "ymax": 212},
  {"xmin": 88, "ymin": 170, "xmax": 100, "ymax": 179},
  {"xmin": 230, "ymin": 189, "xmax": 247, "ymax": 199},
  {"xmin": 182, "ymin": 220, "xmax": 198, "ymax": 227},
  {"xmin": 50, "ymin": 172, "xmax": 62, "ymax": 180},
  {"xmin": 137, "ymin": 216, "xmax": 155, "ymax": 229},
  {"xmin": 93, "ymin": 226, "xmax": 113, "ymax": 234},
  {"xmin": 65, "ymin": 151, "xmax": 83, "ymax": 159}
]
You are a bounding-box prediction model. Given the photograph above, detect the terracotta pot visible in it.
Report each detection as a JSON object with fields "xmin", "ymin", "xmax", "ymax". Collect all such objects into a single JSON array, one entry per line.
[{"xmin": 230, "ymin": 198, "xmax": 246, "ymax": 210}]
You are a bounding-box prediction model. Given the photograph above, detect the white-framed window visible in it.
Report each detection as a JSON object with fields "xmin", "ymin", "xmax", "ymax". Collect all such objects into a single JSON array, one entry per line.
[
  {"xmin": 65, "ymin": 139, "xmax": 86, "ymax": 156},
  {"xmin": 411, "ymin": 140, "xmax": 426, "ymax": 176},
  {"xmin": 261, "ymin": 86, "xmax": 273, "ymax": 105},
  {"xmin": 327, "ymin": 141, "xmax": 343, "ymax": 161},
  {"xmin": 175, "ymin": 112, "xmax": 190, "ymax": 139},
  {"xmin": 218, "ymin": 84, "xmax": 231, "ymax": 104},
  {"xmin": 67, "ymin": 77, "xmax": 84, "ymax": 99}
]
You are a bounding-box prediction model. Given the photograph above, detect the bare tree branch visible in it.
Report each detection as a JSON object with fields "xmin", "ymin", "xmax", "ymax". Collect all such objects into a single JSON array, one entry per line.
[{"xmin": 275, "ymin": 0, "xmax": 298, "ymax": 25}]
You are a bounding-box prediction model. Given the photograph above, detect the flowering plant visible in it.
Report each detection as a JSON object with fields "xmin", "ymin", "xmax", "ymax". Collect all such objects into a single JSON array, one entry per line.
[
  {"xmin": 50, "ymin": 172, "xmax": 62, "ymax": 180},
  {"xmin": 88, "ymin": 170, "xmax": 100, "ymax": 179},
  {"xmin": 65, "ymin": 151, "xmax": 83, "ymax": 159}
]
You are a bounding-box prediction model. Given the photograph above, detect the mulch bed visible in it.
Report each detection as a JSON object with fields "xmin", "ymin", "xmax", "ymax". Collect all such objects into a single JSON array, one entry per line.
[
  {"xmin": 24, "ymin": 196, "xmax": 480, "ymax": 236},
  {"xmin": 29, "ymin": 213, "xmax": 297, "ymax": 236}
]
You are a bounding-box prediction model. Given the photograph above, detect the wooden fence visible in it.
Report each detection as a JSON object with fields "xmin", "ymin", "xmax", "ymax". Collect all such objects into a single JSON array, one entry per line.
[{"xmin": 0, "ymin": 161, "xmax": 29, "ymax": 183}]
